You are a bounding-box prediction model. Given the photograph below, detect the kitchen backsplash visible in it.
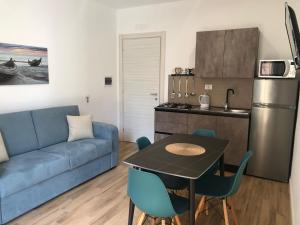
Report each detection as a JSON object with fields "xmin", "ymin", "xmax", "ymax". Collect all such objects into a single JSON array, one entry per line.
[{"xmin": 168, "ymin": 76, "xmax": 253, "ymax": 109}]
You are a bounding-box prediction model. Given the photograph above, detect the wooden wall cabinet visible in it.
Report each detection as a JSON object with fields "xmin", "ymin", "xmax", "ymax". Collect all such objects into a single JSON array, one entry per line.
[
  {"xmin": 195, "ymin": 27, "xmax": 259, "ymax": 78},
  {"xmin": 223, "ymin": 28, "xmax": 259, "ymax": 78},
  {"xmin": 195, "ymin": 30, "xmax": 225, "ymax": 78}
]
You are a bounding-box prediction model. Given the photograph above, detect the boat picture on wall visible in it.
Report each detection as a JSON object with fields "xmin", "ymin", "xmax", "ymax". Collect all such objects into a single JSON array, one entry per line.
[{"xmin": 0, "ymin": 42, "xmax": 49, "ymax": 85}]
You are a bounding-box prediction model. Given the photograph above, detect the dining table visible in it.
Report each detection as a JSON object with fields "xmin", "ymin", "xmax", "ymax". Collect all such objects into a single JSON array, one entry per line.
[{"xmin": 123, "ymin": 133, "xmax": 229, "ymax": 225}]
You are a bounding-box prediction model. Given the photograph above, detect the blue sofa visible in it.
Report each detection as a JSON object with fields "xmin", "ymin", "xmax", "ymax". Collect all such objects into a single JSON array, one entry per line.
[{"xmin": 0, "ymin": 105, "xmax": 119, "ymax": 224}]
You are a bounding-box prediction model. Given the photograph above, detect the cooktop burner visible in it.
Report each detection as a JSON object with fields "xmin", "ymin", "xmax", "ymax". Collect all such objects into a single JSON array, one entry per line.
[{"xmin": 157, "ymin": 103, "xmax": 192, "ymax": 110}]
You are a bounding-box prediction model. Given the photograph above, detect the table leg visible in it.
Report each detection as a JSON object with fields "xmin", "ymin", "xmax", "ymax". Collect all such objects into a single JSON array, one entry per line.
[
  {"xmin": 219, "ymin": 154, "xmax": 225, "ymax": 177},
  {"xmin": 128, "ymin": 199, "xmax": 135, "ymax": 225},
  {"xmin": 189, "ymin": 179, "xmax": 195, "ymax": 225}
]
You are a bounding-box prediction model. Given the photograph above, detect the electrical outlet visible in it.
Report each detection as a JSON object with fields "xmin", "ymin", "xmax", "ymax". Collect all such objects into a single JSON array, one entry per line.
[{"xmin": 205, "ymin": 84, "xmax": 213, "ymax": 90}]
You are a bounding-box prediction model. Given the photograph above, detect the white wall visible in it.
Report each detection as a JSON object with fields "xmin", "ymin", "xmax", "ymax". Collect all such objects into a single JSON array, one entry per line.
[
  {"xmin": 117, "ymin": 1, "xmax": 300, "ymax": 224},
  {"xmin": 0, "ymin": 0, "xmax": 117, "ymax": 124},
  {"xmin": 117, "ymin": 0, "xmax": 300, "ymax": 100}
]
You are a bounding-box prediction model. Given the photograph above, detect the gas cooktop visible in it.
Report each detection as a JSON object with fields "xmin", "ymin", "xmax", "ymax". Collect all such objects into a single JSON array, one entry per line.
[{"xmin": 156, "ymin": 103, "xmax": 192, "ymax": 110}]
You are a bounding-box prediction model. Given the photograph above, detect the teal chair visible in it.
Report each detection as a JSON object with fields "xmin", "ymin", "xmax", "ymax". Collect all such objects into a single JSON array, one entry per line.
[
  {"xmin": 136, "ymin": 137, "xmax": 188, "ymax": 190},
  {"xmin": 195, "ymin": 151, "xmax": 253, "ymax": 225},
  {"xmin": 136, "ymin": 137, "xmax": 151, "ymax": 151},
  {"xmin": 192, "ymin": 128, "xmax": 216, "ymax": 138},
  {"xmin": 192, "ymin": 128, "xmax": 219, "ymax": 175},
  {"xmin": 128, "ymin": 168, "xmax": 189, "ymax": 225}
]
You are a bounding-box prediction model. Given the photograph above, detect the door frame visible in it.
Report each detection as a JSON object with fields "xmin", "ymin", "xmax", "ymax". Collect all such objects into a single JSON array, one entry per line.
[{"xmin": 119, "ymin": 32, "xmax": 166, "ymax": 141}]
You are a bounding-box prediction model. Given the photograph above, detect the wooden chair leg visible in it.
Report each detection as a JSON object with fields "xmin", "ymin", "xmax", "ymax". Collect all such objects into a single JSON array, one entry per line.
[
  {"xmin": 151, "ymin": 218, "xmax": 156, "ymax": 225},
  {"xmin": 205, "ymin": 201, "xmax": 209, "ymax": 215},
  {"xmin": 223, "ymin": 199, "xmax": 230, "ymax": 225},
  {"xmin": 137, "ymin": 212, "xmax": 146, "ymax": 225},
  {"xmin": 195, "ymin": 196, "xmax": 206, "ymax": 219},
  {"xmin": 227, "ymin": 198, "xmax": 239, "ymax": 225},
  {"xmin": 174, "ymin": 216, "xmax": 182, "ymax": 225}
]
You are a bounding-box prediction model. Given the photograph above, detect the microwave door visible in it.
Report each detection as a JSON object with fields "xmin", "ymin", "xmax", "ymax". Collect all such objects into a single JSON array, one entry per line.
[{"xmin": 261, "ymin": 61, "xmax": 286, "ymax": 77}]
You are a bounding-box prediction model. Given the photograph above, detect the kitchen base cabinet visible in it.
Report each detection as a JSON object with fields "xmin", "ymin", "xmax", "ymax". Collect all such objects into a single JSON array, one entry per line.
[
  {"xmin": 155, "ymin": 111, "xmax": 188, "ymax": 134},
  {"xmin": 155, "ymin": 111, "xmax": 249, "ymax": 169},
  {"xmin": 154, "ymin": 133, "xmax": 170, "ymax": 142},
  {"xmin": 217, "ymin": 117, "xmax": 249, "ymax": 166},
  {"xmin": 187, "ymin": 114, "xmax": 218, "ymax": 134}
]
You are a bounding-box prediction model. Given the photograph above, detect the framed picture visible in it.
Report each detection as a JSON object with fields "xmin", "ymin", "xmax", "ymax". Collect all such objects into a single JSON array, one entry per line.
[{"xmin": 0, "ymin": 42, "xmax": 49, "ymax": 85}]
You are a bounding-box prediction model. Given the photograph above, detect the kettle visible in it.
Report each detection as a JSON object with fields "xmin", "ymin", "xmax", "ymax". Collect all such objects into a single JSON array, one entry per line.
[{"xmin": 199, "ymin": 94, "xmax": 210, "ymax": 109}]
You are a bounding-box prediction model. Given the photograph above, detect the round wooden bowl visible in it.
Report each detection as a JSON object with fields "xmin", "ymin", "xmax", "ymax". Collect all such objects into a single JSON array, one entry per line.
[{"xmin": 165, "ymin": 143, "xmax": 206, "ymax": 156}]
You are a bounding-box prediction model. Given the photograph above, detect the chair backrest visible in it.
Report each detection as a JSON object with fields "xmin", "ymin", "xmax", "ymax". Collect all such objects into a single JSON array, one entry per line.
[
  {"xmin": 127, "ymin": 168, "xmax": 176, "ymax": 217},
  {"xmin": 192, "ymin": 128, "xmax": 216, "ymax": 138},
  {"xmin": 136, "ymin": 136, "xmax": 151, "ymax": 151},
  {"xmin": 228, "ymin": 151, "xmax": 253, "ymax": 196}
]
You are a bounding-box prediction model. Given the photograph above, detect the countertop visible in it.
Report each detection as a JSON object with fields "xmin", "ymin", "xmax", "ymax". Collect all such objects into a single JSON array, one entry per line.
[{"xmin": 155, "ymin": 105, "xmax": 251, "ymax": 118}]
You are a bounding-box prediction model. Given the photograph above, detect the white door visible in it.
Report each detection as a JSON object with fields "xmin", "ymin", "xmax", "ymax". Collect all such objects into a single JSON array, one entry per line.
[{"xmin": 121, "ymin": 34, "xmax": 164, "ymax": 142}]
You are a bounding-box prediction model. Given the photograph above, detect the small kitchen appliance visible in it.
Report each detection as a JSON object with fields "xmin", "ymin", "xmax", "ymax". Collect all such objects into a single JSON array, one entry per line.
[
  {"xmin": 258, "ymin": 60, "xmax": 296, "ymax": 78},
  {"xmin": 199, "ymin": 94, "xmax": 210, "ymax": 109}
]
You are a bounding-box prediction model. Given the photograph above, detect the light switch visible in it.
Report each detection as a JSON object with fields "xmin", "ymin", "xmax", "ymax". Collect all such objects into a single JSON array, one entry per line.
[{"xmin": 105, "ymin": 77, "xmax": 112, "ymax": 86}]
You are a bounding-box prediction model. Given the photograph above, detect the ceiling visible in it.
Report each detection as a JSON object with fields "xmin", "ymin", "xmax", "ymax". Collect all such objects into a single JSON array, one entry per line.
[{"xmin": 100, "ymin": 0, "xmax": 183, "ymax": 9}]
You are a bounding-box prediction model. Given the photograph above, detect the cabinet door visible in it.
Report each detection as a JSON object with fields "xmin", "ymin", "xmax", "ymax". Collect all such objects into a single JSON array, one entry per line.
[
  {"xmin": 154, "ymin": 133, "xmax": 170, "ymax": 142},
  {"xmin": 223, "ymin": 28, "xmax": 259, "ymax": 78},
  {"xmin": 217, "ymin": 117, "xmax": 249, "ymax": 166},
  {"xmin": 195, "ymin": 30, "xmax": 225, "ymax": 78},
  {"xmin": 187, "ymin": 114, "xmax": 218, "ymax": 134},
  {"xmin": 155, "ymin": 111, "xmax": 188, "ymax": 134}
]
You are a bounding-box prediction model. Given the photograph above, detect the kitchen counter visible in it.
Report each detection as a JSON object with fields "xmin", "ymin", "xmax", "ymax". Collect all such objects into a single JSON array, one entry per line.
[{"xmin": 155, "ymin": 105, "xmax": 251, "ymax": 118}]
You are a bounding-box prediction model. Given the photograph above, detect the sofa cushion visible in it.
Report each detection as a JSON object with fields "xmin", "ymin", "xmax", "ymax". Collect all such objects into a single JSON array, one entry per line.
[
  {"xmin": 67, "ymin": 115, "xmax": 94, "ymax": 142},
  {"xmin": 41, "ymin": 138, "xmax": 112, "ymax": 169},
  {"xmin": 0, "ymin": 132, "xmax": 9, "ymax": 162},
  {"xmin": 0, "ymin": 151, "xmax": 70, "ymax": 198},
  {"xmin": 31, "ymin": 106, "xmax": 80, "ymax": 148},
  {"xmin": 0, "ymin": 111, "xmax": 39, "ymax": 156}
]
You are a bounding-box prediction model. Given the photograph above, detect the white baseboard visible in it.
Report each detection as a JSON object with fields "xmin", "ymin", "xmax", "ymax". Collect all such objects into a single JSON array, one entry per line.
[{"xmin": 290, "ymin": 180, "xmax": 295, "ymax": 225}]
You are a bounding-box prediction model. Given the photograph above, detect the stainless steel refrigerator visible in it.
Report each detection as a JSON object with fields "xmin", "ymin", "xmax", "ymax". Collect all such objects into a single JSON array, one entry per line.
[{"xmin": 247, "ymin": 79, "xmax": 299, "ymax": 182}]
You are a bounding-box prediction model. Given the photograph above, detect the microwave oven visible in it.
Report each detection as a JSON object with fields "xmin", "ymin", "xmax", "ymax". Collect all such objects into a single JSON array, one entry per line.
[{"xmin": 258, "ymin": 60, "xmax": 296, "ymax": 78}]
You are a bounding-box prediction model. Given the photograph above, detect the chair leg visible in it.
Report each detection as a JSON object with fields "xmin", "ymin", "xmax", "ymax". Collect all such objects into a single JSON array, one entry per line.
[
  {"xmin": 174, "ymin": 216, "xmax": 182, "ymax": 225},
  {"xmin": 227, "ymin": 198, "xmax": 239, "ymax": 225},
  {"xmin": 137, "ymin": 212, "xmax": 146, "ymax": 225},
  {"xmin": 195, "ymin": 196, "xmax": 206, "ymax": 219},
  {"xmin": 151, "ymin": 218, "xmax": 156, "ymax": 225},
  {"xmin": 222, "ymin": 199, "xmax": 230, "ymax": 225},
  {"xmin": 205, "ymin": 201, "xmax": 209, "ymax": 215}
]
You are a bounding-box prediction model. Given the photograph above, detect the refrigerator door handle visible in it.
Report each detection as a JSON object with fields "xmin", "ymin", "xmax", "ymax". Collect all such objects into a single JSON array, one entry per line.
[{"xmin": 253, "ymin": 103, "xmax": 296, "ymax": 110}]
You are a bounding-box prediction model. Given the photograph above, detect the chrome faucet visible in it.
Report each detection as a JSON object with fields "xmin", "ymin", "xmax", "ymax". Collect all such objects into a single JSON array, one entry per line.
[{"xmin": 224, "ymin": 88, "xmax": 235, "ymax": 110}]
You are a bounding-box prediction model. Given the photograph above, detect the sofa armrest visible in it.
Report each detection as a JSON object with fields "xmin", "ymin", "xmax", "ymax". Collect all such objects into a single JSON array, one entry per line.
[{"xmin": 92, "ymin": 122, "xmax": 119, "ymax": 167}]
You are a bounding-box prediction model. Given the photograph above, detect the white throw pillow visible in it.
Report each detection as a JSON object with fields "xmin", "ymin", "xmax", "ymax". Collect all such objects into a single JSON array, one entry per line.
[
  {"xmin": 0, "ymin": 132, "xmax": 9, "ymax": 163},
  {"xmin": 67, "ymin": 115, "xmax": 94, "ymax": 142}
]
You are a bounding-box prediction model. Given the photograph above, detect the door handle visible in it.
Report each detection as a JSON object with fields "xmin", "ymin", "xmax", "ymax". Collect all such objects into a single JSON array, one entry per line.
[{"xmin": 150, "ymin": 93, "xmax": 158, "ymax": 96}]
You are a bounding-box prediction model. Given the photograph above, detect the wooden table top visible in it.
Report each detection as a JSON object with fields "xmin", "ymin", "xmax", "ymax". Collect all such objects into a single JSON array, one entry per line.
[{"xmin": 123, "ymin": 134, "xmax": 228, "ymax": 179}]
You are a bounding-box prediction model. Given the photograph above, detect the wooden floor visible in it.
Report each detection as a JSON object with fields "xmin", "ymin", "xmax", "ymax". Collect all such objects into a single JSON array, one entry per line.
[{"xmin": 8, "ymin": 142, "xmax": 292, "ymax": 225}]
